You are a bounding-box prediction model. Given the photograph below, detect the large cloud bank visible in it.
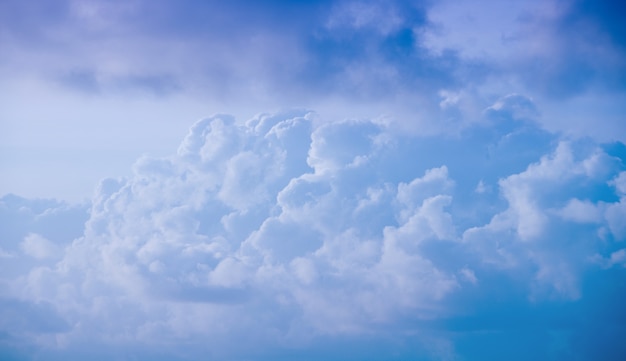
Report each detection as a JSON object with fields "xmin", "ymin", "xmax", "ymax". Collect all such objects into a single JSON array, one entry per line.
[{"xmin": 1, "ymin": 100, "xmax": 626, "ymax": 360}]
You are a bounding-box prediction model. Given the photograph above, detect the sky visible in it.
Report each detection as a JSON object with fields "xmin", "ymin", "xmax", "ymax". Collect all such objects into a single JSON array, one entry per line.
[{"xmin": 0, "ymin": 0, "xmax": 625, "ymax": 360}]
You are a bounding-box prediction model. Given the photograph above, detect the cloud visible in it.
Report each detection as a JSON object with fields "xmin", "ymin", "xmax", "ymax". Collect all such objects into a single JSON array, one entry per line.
[
  {"xmin": 422, "ymin": 0, "xmax": 626, "ymax": 95},
  {"xmin": 462, "ymin": 138, "xmax": 625, "ymax": 299},
  {"xmin": 3, "ymin": 0, "xmax": 625, "ymax": 208},
  {"xmin": 605, "ymin": 171, "xmax": 626, "ymax": 240},
  {"xmin": 0, "ymin": 194, "xmax": 88, "ymax": 282},
  {"xmin": 1, "ymin": 1, "xmax": 626, "ymax": 358},
  {"xmin": 20, "ymin": 233, "xmax": 61, "ymax": 260},
  {"xmin": 1, "ymin": 106, "xmax": 625, "ymax": 359},
  {"xmin": 0, "ymin": 194, "xmax": 88, "ymax": 245},
  {"xmin": 484, "ymin": 93, "xmax": 540, "ymax": 123},
  {"xmin": 557, "ymin": 198, "xmax": 603, "ymax": 223},
  {"xmin": 418, "ymin": 0, "xmax": 626, "ymax": 143}
]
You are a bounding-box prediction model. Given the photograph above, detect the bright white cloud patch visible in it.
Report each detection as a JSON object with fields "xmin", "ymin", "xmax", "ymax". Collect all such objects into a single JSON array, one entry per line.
[{"xmin": 1, "ymin": 107, "xmax": 625, "ymax": 360}]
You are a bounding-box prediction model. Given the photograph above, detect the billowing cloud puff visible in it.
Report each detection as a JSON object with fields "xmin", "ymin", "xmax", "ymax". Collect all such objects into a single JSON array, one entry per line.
[{"xmin": 1, "ymin": 103, "xmax": 626, "ymax": 360}]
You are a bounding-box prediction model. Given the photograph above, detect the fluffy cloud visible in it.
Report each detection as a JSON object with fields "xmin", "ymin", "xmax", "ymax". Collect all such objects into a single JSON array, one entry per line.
[
  {"xmin": 463, "ymin": 138, "xmax": 625, "ymax": 296},
  {"xmin": 2, "ymin": 0, "xmax": 625, "ymax": 359},
  {"xmin": 4, "ymin": 0, "xmax": 626, "ymax": 209},
  {"xmin": 1, "ymin": 104, "xmax": 626, "ymax": 359}
]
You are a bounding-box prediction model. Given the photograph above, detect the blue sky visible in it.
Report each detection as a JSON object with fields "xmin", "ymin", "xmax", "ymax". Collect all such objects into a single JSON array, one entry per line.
[{"xmin": 1, "ymin": 0, "xmax": 625, "ymax": 360}]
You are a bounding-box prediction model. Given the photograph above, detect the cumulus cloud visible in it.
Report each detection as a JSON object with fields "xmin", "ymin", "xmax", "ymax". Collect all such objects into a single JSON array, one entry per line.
[
  {"xmin": 2, "ymin": 0, "xmax": 626, "ymax": 358},
  {"xmin": 1, "ymin": 106, "xmax": 625, "ymax": 359},
  {"xmin": 462, "ymin": 136, "xmax": 626, "ymax": 299}
]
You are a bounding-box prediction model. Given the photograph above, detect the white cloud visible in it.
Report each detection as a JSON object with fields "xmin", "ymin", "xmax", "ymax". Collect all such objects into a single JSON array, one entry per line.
[
  {"xmin": 462, "ymin": 138, "xmax": 624, "ymax": 298},
  {"xmin": 21, "ymin": 233, "xmax": 61, "ymax": 260},
  {"xmin": 307, "ymin": 119, "xmax": 383, "ymax": 174},
  {"xmin": 1, "ymin": 109, "xmax": 625, "ymax": 359},
  {"xmin": 608, "ymin": 249, "xmax": 626, "ymax": 267},
  {"xmin": 611, "ymin": 171, "xmax": 626, "ymax": 196},
  {"xmin": 557, "ymin": 198, "xmax": 603, "ymax": 223},
  {"xmin": 497, "ymin": 142, "xmax": 587, "ymax": 240},
  {"xmin": 397, "ymin": 166, "xmax": 453, "ymax": 205},
  {"xmin": 0, "ymin": 0, "xmax": 624, "ymax": 358},
  {"xmin": 7, "ymin": 113, "xmax": 463, "ymax": 348}
]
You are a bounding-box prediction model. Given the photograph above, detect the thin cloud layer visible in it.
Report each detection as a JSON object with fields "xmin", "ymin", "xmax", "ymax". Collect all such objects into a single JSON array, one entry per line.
[{"xmin": 1, "ymin": 103, "xmax": 625, "ymax": 360}]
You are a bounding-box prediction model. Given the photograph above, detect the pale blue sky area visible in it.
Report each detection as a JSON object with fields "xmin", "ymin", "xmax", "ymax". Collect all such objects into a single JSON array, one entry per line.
[{"xmin": 1, "ymin": 0, "xmax": 625, "ymax": 360}]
